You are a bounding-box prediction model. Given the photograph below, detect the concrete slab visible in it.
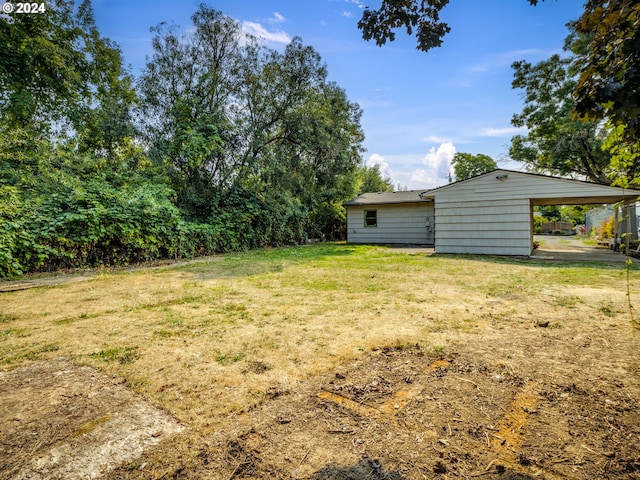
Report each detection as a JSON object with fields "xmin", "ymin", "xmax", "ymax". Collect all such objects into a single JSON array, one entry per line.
[{"xmin": 532, "ymin": 235, "xmax": 629, "ymax": 264}]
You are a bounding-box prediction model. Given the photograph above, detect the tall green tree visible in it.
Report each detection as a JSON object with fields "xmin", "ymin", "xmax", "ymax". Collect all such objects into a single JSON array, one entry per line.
[
  {"xmin": 138, "ymin": 7, "xmax": 241, "ymax": 218},
  {"xmin": 451, "ymin": 152, "xmax": 496, "ymax": 181},
  {"xmin": 572, "ymin": 0, "xmax": 640, "ymax": 146},
  {"xmin": 139, "ymin": 5, "xmax": 364, "ymax": 240},
  {"xmin": 509, "ymin": 52, "xmax": 611, "ymax": 183},
  {"xmin": 0, "ymin": 0, "xmax": 136, "ymax": 153},
  {"xmin": 73, "ymin": 1, "xmax": 137, "ymax": 158},
  {"xmin": 234, "ymin": 37, "xmax": 364, "ymax": 238},
  {"xmin": 0, "ymin": 0, "xmax": 85, "ymax": 133}
]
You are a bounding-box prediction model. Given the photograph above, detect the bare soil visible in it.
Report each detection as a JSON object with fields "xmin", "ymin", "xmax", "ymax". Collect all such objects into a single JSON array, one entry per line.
[
  {"xmin": 131, "ymin": 318, "xmax": 639, "ymax": 480},
  {"xmin": 3, "ymin": 319, "xmax": 638, "ymax": 479}
]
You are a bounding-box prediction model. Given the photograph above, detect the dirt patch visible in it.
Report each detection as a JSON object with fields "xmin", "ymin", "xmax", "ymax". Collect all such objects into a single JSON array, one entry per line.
[
  {"xmin": 0, "ymin": 276, "xmax": 94, "ymax": 292},
  {"xmin": 192, "ymin": 348, "xmax": 638, "ymax": 479},
  {"xmin": 0, "ymin": 358, "xmax": 184, "ymax": 480},
  {"xmin": 2, "ymin": 344, "xmax": 639, "ymax": 479},
  {"xmin": 103, "ymin": 340, "xmax": 638, "ymax": 479}
]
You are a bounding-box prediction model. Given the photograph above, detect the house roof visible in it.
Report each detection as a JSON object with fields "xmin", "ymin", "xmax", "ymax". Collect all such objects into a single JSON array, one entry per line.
[
  {"xmin": 342, "ymin": 190, "xmax": 434, "ymax": 206},
  {"xmin": 343, "ymin": 169, "xmax": 640, "ymax": 207}
]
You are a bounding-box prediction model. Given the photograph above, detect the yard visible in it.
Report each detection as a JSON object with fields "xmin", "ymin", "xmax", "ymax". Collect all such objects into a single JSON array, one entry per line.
[{"xmin": 1, "ymin": 244, "xmax": 639, "ymax": 479}]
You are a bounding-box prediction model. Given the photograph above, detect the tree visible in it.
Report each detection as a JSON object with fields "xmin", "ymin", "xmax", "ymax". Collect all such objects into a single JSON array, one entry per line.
[
  {"xmin": 0, "ymin": 0, "xmax": 136, "ymax": 152},
  {"xmin": 73, "ymin": 1, "xmax": 138, "ymax": 158},
  {"xmin": 138, "ymin": 7, "xmax": 242, "ymax": 218},
  {"xmin": 0, "ymin": 0, "xmax": 86, "ymax": 132},
  {"xmin": 570, "ymin": 0, "xmax": 640, "ymax": 187},
  {"xmin": 358, "ymin": 164, "xmax": 394, "ymax": 193},
  {"xmin": 140, "ymin": 5, "xmax": 365, "ymax": 242},
  {"xmin": 509, "ymin": 52, "xmax": 612, "ymax": 183},
  {"xmin": 451, "ymin": 152, "xmax": 496, "ymax": 181},
  {"xmin": 572, "ymin": 0, "xmax": 640, "ymax": 146},
  {"xmin": 358, "ymin": 0, "xmax": 542, "ymax": 53},
  {"xmin": 236, "ymin": 38, "xmax": 364, "ymax": 238}
]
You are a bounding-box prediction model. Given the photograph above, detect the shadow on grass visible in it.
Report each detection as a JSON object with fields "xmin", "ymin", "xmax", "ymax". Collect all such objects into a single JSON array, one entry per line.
[
  {"xmin": 175, "ymin": 242, "xmax": 364, "ymax": 280},
  {"xmin": 310, "ymin": 460, "xmax": 539, "ymax": 479},
  {"xmin": 429, "ymin": 252, "xmax": 639, "ymax": 271},
  {"xmin": 311, "ymin": 458, "xmax": 406, "ymax": 480}
]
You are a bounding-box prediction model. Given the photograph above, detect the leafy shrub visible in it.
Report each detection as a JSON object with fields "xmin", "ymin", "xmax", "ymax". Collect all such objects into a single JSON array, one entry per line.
[{"xmin": 599, "ymin": 216, "xmax": 615, "ymax": 239}]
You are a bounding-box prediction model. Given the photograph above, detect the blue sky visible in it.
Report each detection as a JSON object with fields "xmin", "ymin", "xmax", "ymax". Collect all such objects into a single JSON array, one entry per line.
[{"xmin": 92, "ymin": 0, "xmax": 586, "ymax": 189}]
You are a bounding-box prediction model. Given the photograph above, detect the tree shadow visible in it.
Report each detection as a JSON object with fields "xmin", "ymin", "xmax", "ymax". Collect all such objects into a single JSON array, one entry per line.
[
  {"xmin": 311, "ymin": 458, "xmax": 406, "ymax": 480},
  {"xmin": 430, "ymin": 252, "xmax": 636, "ymax": 270}
]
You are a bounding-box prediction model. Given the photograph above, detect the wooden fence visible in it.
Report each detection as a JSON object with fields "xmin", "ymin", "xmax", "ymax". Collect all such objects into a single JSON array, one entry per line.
[{"xmin": 541, "ymin": 221, "xmax": 573, "ymax": 234}]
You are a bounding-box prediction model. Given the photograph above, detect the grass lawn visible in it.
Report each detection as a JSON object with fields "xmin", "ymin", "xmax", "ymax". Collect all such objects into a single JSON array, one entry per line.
[{"xmin": 1, "ymin": 243, "xmax": 639, "ymax": 478}]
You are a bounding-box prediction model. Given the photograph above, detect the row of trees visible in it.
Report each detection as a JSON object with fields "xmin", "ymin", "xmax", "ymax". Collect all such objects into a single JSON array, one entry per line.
[{"xmin": 0, "ymin": 1, "xmax": 389, "ymax": 277}]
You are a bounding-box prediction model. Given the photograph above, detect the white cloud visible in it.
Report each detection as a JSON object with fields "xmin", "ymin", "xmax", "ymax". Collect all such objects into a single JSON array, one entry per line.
[
  {"xmin": 242, "ymin": 21, "xmax": 291, "ymax": 44},
  {"xmin": 479, "ymin": 126, "xmax": 527, "ymax": 137},
  {"xmin": 366, "ymin": 153, "xmax": 393, "ymax": 180},
  {"xmin": 366, "ymin": 147, "xmax": 458, "ymax": 191},
  {"xmin": 342, "ymin": 11, "xmax": 352, "ymax": 18},
  {"xmin": 391, "ymin": 168, "xmax": 447, "ymax": 190},
  {"xmin": 268, "ymin": 12, "xmax": 285, "ymax": 24},
  {"xmin": 422, "ymin": 134, "xmax": 453, "ymax": 144},
  {"xmin": 422, "ymin": 142, "xmax": 456, "ymax": 180},
  {"xmin": 345, "ymin": 0, "xmax": 365, "ymax": 7},
  {"xmin": 410, "ymin": 169, "xmax": 439, "ymax": 187}
]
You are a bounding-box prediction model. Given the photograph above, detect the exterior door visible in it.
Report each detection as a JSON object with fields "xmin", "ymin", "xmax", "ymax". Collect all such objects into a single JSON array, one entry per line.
[{"xmin": 425, "ymin": 204, "xmax": 435, "ymax": 246}]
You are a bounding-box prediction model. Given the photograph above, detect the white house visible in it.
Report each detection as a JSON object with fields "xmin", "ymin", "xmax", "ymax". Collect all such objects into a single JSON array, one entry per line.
[{"xmin": 343, "ymin": 169, "xmax": 640, "ymax": 256}]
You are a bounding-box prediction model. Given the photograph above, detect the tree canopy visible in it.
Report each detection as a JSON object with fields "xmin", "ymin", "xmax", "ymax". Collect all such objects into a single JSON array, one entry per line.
[
  {"xmin": 0, "ymin": 0, "xmax": 136, "ymax": 154},
  {"xmin": 572, "ymin": 0, "xmax": 640, "ymax": 146},
  {"xmin": 358, "ymin": 164, "xmax": 394, "ymax": 193},
  {"xmin": 451, "ymin": 153, "xmax": 497, "ymax": 181},
  {"xmin": 509, "ymin": 51, "xmax": 612, "ymax": 184},
  {"xmin": 509, "ymin": 15, "xmax": 640, "ymax": 185}
]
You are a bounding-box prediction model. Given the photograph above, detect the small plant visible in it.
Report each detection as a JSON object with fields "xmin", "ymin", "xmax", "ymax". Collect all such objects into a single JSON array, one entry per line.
[
  {"xmin": 554, "ymin": 295, "xmax": 584, "ymax": 308},
  {"xmin": 0, "ymin": 328, "xmax": 29, "ymax": 341},
  {"xmin": 0, "ymin": 313, "xmax": 18, "ymax": 323},
  {"xmin": 23, "ymin": 343, "xmax": 59, "ymax": 360},
  {"xmin": 599, "ymin": 302, "xmax": 618, "ymax": 317},
  {"xmin": 215, "ymin": 351, "xmax": 246, "ymax": 365},
  {"xmin": 91, "ymin": 346, "xmax": 140, "ymax": 364}
]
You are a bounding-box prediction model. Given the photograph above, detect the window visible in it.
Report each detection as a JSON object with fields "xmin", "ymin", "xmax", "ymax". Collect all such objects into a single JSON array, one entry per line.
[{"xmin": 364, "ymin": 210, "xmax": 377, "ymax": 227}]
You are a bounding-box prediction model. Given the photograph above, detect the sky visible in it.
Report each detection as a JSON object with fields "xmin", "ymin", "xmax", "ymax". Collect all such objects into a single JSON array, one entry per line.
[{"xmin": 91, "ymin": 0, "xmax": 586, "ymax": 190}]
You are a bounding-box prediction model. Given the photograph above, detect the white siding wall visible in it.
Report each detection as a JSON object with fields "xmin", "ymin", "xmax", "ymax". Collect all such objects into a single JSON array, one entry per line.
[
  {"xmin": 347, "ymin": 203, "xmax": 434, "ymax": 245},
  {"xmin": 435, "ymin": 199, "xmax": 532, "ymax": 256}
]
